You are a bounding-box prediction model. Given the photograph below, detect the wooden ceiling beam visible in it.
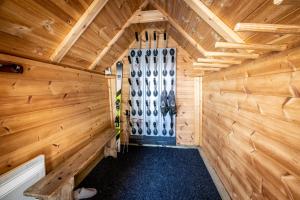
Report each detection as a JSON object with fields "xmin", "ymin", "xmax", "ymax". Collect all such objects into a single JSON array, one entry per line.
[
  {"xmin": 215, "ymin": 42, "xmax": 287, "ymax": 51},
  {"xmin": 130, "ymin": 10, "xmax": 167, "ymax": 24},
  {"xmin": 273, "ymin": 0, "xmax": 300, "ymax": 5},
  {"xmin": 197, "ymin": 58, "xmax": 242, "ymax": 65},
  {"xmin": 183, "ymin": 0, "xmax": 245, "ymax": 43},
  {"xmin": 193, "ymin": 63, "xmax": 230, "ymax": 68},
  {"xmin": 50, "ymin": 0, "xmax": 108, "ymax": 63},
  {"xmin": 150, "ymin": 0, "xmax": 207, "ymax": 56},
  {"xmin": 234, "ymin": 23, "xmax": 300, "ymax": 34},
  {"xmin": 205, "ymin": 51, "xmax": 259, "ymax": 59},
  {"xmin": 88, "ymin": 1, "xmax": 149, "ymax": 70}
]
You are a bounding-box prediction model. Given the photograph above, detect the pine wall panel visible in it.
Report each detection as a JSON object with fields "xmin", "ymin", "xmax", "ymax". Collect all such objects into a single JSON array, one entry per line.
[
  {"xmin": 0, "ymin": 54, "xmax": 111, "ymax": 175},
  {"xmin": 202, "ymin": 47, "xmax": 300, "ymax": 200}
]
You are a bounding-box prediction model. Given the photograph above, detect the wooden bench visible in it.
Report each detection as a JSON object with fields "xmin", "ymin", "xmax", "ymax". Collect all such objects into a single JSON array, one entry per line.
[{"xmin": 24, "ymin": 128, "xmax": 117, "ymax": 200}]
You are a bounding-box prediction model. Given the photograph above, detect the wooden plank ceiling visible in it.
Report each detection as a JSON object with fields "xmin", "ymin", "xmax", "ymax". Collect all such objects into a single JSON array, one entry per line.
[{"xmin": 0, "ymin": 0, "xmax": 299, "ymax": 73}]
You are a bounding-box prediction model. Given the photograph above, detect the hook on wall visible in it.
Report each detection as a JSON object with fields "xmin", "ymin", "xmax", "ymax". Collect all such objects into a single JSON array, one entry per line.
[{"xmin": 0, "ymin": 63, "xmax": 23, "ymax": 73}]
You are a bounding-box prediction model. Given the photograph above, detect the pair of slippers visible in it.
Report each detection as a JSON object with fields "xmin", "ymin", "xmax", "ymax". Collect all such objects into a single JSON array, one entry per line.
[{"xmin": 74, "ymin": 188, "xmax": 97, "ymax": 199}]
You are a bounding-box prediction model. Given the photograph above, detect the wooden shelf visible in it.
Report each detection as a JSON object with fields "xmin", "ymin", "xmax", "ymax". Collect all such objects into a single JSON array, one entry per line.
[
  {"xmin": 205, "ymin": 51, "xmax": 259, "ymax": 59},
  {"xmin": 234, "ymin": 23, "xmax": 300, "ymax": 34},
  {"xmin": 215, "ymin": 42, "xmax": 287, "ymax": 51}
]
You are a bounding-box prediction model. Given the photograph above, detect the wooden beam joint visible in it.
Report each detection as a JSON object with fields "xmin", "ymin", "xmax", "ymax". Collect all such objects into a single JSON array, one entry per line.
[
  {"xmin": 88, "ymin": 1, "xmax": 149, "ymax": 70},
  {"xmin": 150, "ymin": 0, "xmax": 207, "ymax": 56},
  {"xmin": 130, "ymin": 10, "xmax": 167, "ymax": 24}
]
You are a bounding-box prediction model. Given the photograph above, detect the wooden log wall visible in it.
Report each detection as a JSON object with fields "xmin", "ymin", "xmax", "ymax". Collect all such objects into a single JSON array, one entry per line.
[
  {"xmin": 0, "ymin": 54, "xmax": 111, "ymax": 175},
  {"xmin": 116, "ymin": 28, "xmax": 202, "ymax": 146},
  {"xmin": 202, "ymin": 47, "xmax": 300, "ymax": 200}
]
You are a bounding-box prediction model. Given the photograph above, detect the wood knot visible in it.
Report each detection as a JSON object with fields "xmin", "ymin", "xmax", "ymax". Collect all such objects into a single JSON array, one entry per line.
[
  {"xmin": 11, "ymin": 81, "xmax": 17, "ymax": 88},
  {"xmin": 63, "ymin": 93, "xmax": 68, "ymax": 99},
  {"xmin": 52, "ymin": 144, "xmax": 60, "ymax": 148},
  {"xmin": 41, "ymin": 20, "xmax": 54, "ymax": 34},
  {"xmin": 27, "ymin": 95, "xmax": 32, "ymax": 104}
]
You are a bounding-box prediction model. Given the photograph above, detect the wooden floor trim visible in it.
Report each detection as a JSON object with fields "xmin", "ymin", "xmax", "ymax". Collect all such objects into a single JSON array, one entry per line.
[{"xmin": 198, "ymin": 148, "xmax": 231, "ymax": 200}]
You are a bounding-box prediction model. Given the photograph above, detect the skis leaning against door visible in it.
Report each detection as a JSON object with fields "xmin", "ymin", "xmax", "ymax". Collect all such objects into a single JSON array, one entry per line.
[{"xmin": 115, "ymin": 61, "xmax": 123, "ymax": 152}]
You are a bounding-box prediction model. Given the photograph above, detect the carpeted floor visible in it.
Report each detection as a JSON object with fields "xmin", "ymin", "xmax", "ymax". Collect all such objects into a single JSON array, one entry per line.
[{"xmin": 78, "ymin": 145, "xmax": 221, "ymax": 200}]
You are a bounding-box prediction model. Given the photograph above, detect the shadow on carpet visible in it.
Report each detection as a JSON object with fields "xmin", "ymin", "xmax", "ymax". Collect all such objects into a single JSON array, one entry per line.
[{"xmin": 78, "ymin": 145, "xmax": 221, "ymax": 200}]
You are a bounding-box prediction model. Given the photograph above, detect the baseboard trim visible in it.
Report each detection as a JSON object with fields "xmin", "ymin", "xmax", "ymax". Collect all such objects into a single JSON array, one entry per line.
[{"xmin": 198, "ymin": 148, "xmax": 231, "ymax": 200}]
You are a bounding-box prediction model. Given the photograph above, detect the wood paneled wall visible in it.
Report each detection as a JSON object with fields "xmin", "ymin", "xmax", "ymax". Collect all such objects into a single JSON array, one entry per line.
[
  {"xmin": 116, "ymin": 28, "xmax": 202, "ymax": 146},
  {"xmin": 202, "ymin": 47, "xmax": 300, "ymax": 199},
  {"xmin": 0, "ymin": 54, "xmax": 111, "ymax": 175}
]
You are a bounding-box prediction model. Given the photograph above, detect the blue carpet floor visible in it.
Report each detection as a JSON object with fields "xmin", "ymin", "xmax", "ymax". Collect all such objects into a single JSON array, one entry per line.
[{"xmin": 78, "ymin": 145, "xmax": 221, "ymax": 200}]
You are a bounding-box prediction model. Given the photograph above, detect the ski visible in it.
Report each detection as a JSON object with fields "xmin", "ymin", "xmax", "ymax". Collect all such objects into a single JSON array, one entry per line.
[{"xmin": 115, "ymin": 61, "xmax": 123, "ymax": 152}]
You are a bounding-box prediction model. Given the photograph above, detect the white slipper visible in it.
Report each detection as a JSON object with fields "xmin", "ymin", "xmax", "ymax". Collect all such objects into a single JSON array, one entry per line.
[{"xmin": 73, "ymin": 187, "xmax": 97, "ymax": 199}]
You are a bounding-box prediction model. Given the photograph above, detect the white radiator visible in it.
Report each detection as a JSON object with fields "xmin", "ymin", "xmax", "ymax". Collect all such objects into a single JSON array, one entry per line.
[{"xmin": 0, "ymin": 155, "xmax": 45, "ymax": 200}]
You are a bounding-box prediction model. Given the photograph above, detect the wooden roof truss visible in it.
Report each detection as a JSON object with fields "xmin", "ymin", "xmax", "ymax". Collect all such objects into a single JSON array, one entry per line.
[{"xmin": 48, "ymin": 0, "xmax": 300, "ymax": 73}]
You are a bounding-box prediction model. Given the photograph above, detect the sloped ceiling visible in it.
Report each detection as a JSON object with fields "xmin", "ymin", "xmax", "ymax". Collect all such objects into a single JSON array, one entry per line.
[
  {"xmin": 0, "ymin": 0, "xmax": 94, "ymax": 60},
  {"xmin": 0, "ymin": 0, "xmax": 299, "ymax": 73},
  {"xmin": 59, "ymin": 0, "xmax": 145, "ymax": 69}
]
